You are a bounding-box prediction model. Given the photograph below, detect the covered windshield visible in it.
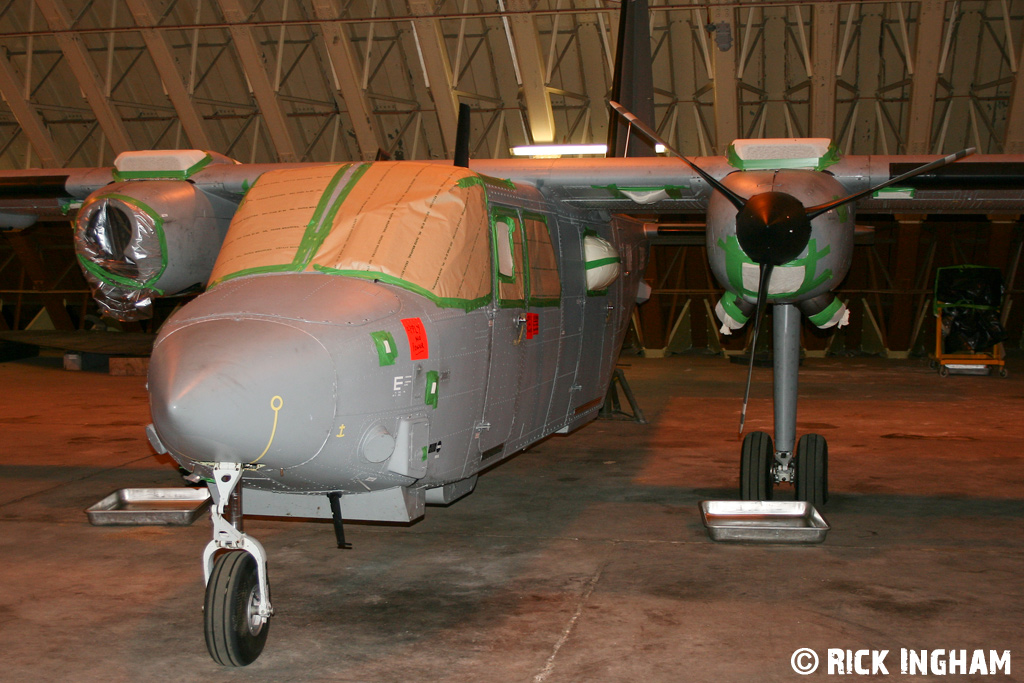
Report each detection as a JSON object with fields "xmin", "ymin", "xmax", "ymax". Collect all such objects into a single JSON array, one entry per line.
[{"xmin": 209, "ymin": 162, "xmax": 494, "ymax": 310}]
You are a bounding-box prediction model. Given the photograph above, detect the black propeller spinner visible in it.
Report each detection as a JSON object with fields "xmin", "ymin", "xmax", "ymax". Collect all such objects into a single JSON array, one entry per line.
[
  {"xmin": 607, "ymin": 100, "xmax": 975, "ymax": 433},
  {"xmin": 735, "ymin": 192, "xmax": 813, "ymax": 268}
]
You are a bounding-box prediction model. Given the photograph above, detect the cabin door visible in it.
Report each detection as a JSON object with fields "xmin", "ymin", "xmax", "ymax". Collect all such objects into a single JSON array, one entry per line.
[{"xmin": 477, "ymin": 208, "xmax": 528, "ymax": 458}]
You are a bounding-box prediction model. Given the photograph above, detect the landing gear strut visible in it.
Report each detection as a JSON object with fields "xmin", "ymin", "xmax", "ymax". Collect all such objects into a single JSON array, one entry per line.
[
  {"xmin": 202, "ymin": 464, "xmax": 273, "ymax": 666},
  {"xmin": 738, "ymin": 305, "xmax": 829, "ymax": 506}
]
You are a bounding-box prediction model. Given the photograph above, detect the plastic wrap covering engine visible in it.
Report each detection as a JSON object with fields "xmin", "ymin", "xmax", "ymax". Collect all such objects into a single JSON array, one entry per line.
[{"xmin": 74, "ymin": 181, "xmax": 236, "ymax": 320}]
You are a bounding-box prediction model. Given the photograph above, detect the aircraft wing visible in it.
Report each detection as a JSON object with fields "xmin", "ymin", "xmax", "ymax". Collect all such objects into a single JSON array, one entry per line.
[
  {"xmin": 0, "ymin": 158, "xmax": 304, "ymax": 229},
  {"xmin": 471, "ymin": 154, "xmax": 1024, "ymax": 216},
  {"xmin": 3, "ymin": 152, "xmax": 1024, "ymax": 230}
]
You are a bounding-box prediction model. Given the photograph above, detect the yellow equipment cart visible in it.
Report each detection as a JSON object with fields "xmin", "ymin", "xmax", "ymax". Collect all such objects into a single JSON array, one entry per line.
[{"xmin": 932, "ymin": 265, "xmax": 1007, "ymax": 377}]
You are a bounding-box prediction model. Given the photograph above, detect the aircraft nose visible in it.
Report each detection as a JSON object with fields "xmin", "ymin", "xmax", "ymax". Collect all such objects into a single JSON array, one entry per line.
[{"xmin": 149, "ymin": 319, "xmax": 337, "ymax": 467}]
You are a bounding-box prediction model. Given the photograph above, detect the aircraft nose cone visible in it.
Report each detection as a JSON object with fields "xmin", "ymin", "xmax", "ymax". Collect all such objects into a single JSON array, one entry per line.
[
  {"xmin": 735, "ymin": 192, "xmax": 812, "ymax": 266},
  {"xmin": 149, "ymin": 319, "xmax": 336, "ymax": 466}
]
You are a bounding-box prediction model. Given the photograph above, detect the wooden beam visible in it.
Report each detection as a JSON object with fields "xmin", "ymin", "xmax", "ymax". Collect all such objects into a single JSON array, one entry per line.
[
  {"xmin": 709, "ymin": 4, "xmax": 738, "ymax": 153},
  {"xmin": 987, "ymin": 215, "xmax": 1020, "ymax": 272},
  {"xmin": 309, "ymin": 0, "xmax": 382, "ymax": 160},
  {"xmin": 810, "ymin": 4, "xmax": 838, "ymax": 140},
  {"xmin": 215, "ymin": 0, "xmax": 299, "ymax": 162},
  {"xmin": 3, "ymin": 230, "xmax": 75, "ymax": 331},
  {"xmin": 123, "ymin": 0, "xmax": 213, "ymax": 150},
  {"xmin": 905, "ymin": 0, "xmax": 946, "ymax": 154},
  {"xmin": 0, "ymin": 51, "xmax": 61, "ymax": 167},
  {"xmin": 577, "ymin": 19, "xmax": 609, "ymax": 144},
  {"xmin": 34, "ymin": 0, "xmax": 133, "ymax": 156},
  {"xmin": 505, "ymin": 0, "xmax": 555, "ymax": 144},
  {"xmin": 408, "ymin": 0, "xmax": 460, "ymax": 157},
  {"xmin": 1005, "ymin": 21, "xmax": 1024, "ymax": 152},
  {"xmin": 890, "ymin": 215, "xmax": 925, "ymax": 351}
]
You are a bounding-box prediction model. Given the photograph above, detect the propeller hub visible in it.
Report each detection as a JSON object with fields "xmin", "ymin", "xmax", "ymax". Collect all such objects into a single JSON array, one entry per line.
[{"xmin": 735, "ymin": 192, "xmax": 812, "ymax": 267}]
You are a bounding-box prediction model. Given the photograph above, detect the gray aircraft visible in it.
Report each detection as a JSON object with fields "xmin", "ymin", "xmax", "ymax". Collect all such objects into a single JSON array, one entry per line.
[{"xmin": 1, "ymin": 0, "xmax": 1024, "ymax": 667}]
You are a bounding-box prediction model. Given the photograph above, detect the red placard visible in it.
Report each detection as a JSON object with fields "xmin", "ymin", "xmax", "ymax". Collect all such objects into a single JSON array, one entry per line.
[
  {"xmin": 526, "ymin": 312, "xmax": 540, "ymax": 340},
  {"xmin": 401, "ymin": 317, "xmax": 429, "ymax": 360}
]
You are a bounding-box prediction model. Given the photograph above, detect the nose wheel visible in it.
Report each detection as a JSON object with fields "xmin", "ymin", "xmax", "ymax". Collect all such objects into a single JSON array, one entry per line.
[
  {"xmin": 205, "ymin": 550, "xmax": 270, "ymax": 666},
  {"xmin": 201, "ymin": 464, "xmax": 274, "ymax": 666}
]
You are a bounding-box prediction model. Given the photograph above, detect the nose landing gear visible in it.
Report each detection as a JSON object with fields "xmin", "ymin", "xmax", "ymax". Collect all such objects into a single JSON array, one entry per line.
[
  {"xmin": 737, "ymin": 305, "xmax": 828, "ymax": 507},
  {"xmin": 202, "ymin": 464, "xmax": 273, "ymax": 666}
]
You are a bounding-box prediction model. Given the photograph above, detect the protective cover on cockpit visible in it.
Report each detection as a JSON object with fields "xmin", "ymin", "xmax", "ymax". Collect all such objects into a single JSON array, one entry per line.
[{"xmin": 209, "ymin": 162, "xmax": 494, "ymax": 310}]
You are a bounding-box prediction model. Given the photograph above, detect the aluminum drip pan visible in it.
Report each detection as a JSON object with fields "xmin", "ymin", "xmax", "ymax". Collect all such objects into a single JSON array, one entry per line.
[
  {"xmin": 86, "ymin": 487, "xmax": 211, "ymax": 526},
  {"xmin": 700, "ymin": 500, "xmax": 830, "ymax": 544}
]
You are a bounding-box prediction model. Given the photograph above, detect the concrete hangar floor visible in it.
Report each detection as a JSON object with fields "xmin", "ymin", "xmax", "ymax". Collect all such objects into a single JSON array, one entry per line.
[{"xmin": 1, "ymin": 351, "xmax": 1021, "ymax": 682}]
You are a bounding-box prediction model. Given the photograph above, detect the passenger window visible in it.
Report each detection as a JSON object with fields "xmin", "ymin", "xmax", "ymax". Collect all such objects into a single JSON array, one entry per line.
[
  {"xmin": 523, "ymin": 214, "xmax": 560, "ymax": 304},
  {"xmin": 493, "ymin": 211, "xmax": 525, "ymax": 305}
]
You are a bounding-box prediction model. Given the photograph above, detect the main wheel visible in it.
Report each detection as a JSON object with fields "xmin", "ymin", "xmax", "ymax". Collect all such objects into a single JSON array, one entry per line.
[
  {"xmin": 740, "ymin": 431, "xmax": 774, "ymax": 500},
  {"xmin": 795, "ymin": 433, "xmax": 829, "ymax": 507},
  {"xmin": 204, "ymin": 550, "xmax": 269, "ymax": 666}
]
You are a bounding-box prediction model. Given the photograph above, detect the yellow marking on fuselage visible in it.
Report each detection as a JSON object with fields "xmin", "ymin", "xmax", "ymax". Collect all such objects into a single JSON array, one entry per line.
[
  {"xmin": 336, "ymin": 425, "xmax": 346, "ymax": 438},
  {"xmin": 251, "ymin": 395, "xmax": 284, "ymax": 464}
]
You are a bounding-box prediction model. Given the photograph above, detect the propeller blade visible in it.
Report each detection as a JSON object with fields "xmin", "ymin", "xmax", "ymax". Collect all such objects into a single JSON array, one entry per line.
[
  {"xmin": 805, "ymin": 147, "xmax": 975, "ymax": 220},
  {"xmin": 739, "ymin": 263, "xmax": 774, "ymax": 435},
  {"xmin": 609, "ymin": 101, "xmax": 748, "ymax": 211}
]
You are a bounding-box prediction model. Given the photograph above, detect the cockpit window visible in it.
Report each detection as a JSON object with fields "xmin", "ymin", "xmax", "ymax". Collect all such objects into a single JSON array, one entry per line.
[
  {"xmin": 495, "ymin": 216, "xmax": 516, "ymax": 279},
  {"xmin": 492, "ymin": 209, "xmax": 525, "ymax": 305},
  {"xmin": 209, "ymin": 162, "xmax": 494, "ymax": 310},
  {"xmin": 491, "ymin": 208, "xmax": 560, "ymax": 307}
]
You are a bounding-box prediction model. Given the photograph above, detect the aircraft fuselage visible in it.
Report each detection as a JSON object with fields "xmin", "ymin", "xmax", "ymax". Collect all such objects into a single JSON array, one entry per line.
[{"xmin": 145, "ymin": 162, "xmax": 648, "ymax": 522}]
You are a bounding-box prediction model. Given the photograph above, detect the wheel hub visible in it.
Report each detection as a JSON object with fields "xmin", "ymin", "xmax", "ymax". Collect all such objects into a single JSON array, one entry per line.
[
  {"xmin": 773, "ymin": 450, "xmax": 794, "ymax": 483},
  {"xmin": 246, "ymin": 585, "xmax": 265, "ymax": 636}
]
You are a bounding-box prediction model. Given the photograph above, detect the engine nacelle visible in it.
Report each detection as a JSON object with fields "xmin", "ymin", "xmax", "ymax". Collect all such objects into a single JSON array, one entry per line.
[{"xmin": 75, "ymin": 180, "xmax": 237, "ymax": 320}]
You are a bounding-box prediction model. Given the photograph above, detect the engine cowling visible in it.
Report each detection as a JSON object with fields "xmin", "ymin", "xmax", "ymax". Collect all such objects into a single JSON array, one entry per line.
[{"xmin": 75, "ymin": 180, "xmax": 236, "ymax": 320}]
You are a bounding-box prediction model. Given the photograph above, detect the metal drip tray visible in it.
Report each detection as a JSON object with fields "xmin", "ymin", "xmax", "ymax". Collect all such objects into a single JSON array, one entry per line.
[
  {"xmin": 86, "ymin": 487, "xmax": 211, "ymax": 526},
  {"xmin": 700, "ymin": 500, "xmax": 829, "ymax": 544}
]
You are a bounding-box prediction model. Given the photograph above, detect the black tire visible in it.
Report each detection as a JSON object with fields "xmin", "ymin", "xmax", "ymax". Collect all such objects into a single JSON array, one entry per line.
[
  {"xmin": 740, "ymin": 431, "xmax": 774, "ymax": 501},
  {"xmin": 999, "ymin": 367, "xmax": 1009, "ymax": 378},
  {"xmin": 939, "ymin": 365, "xmax": 950, "ymax": 377},
  {"xmin": 795, "ymin": 434, "xmax": 829, "ymax": 507},
  {"xmin": 204, "ymin": 551, "xmax": 269, "ymax": 666}
]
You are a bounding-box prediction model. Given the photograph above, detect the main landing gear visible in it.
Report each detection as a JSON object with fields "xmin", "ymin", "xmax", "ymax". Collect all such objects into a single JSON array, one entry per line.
[
  {"xmin": 739, "ymin": 431, "xmax": 828, "ymax": 506},
  {"xmin": 203, "ymin": 465, "xmax": 273, "ymax": 666}
]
